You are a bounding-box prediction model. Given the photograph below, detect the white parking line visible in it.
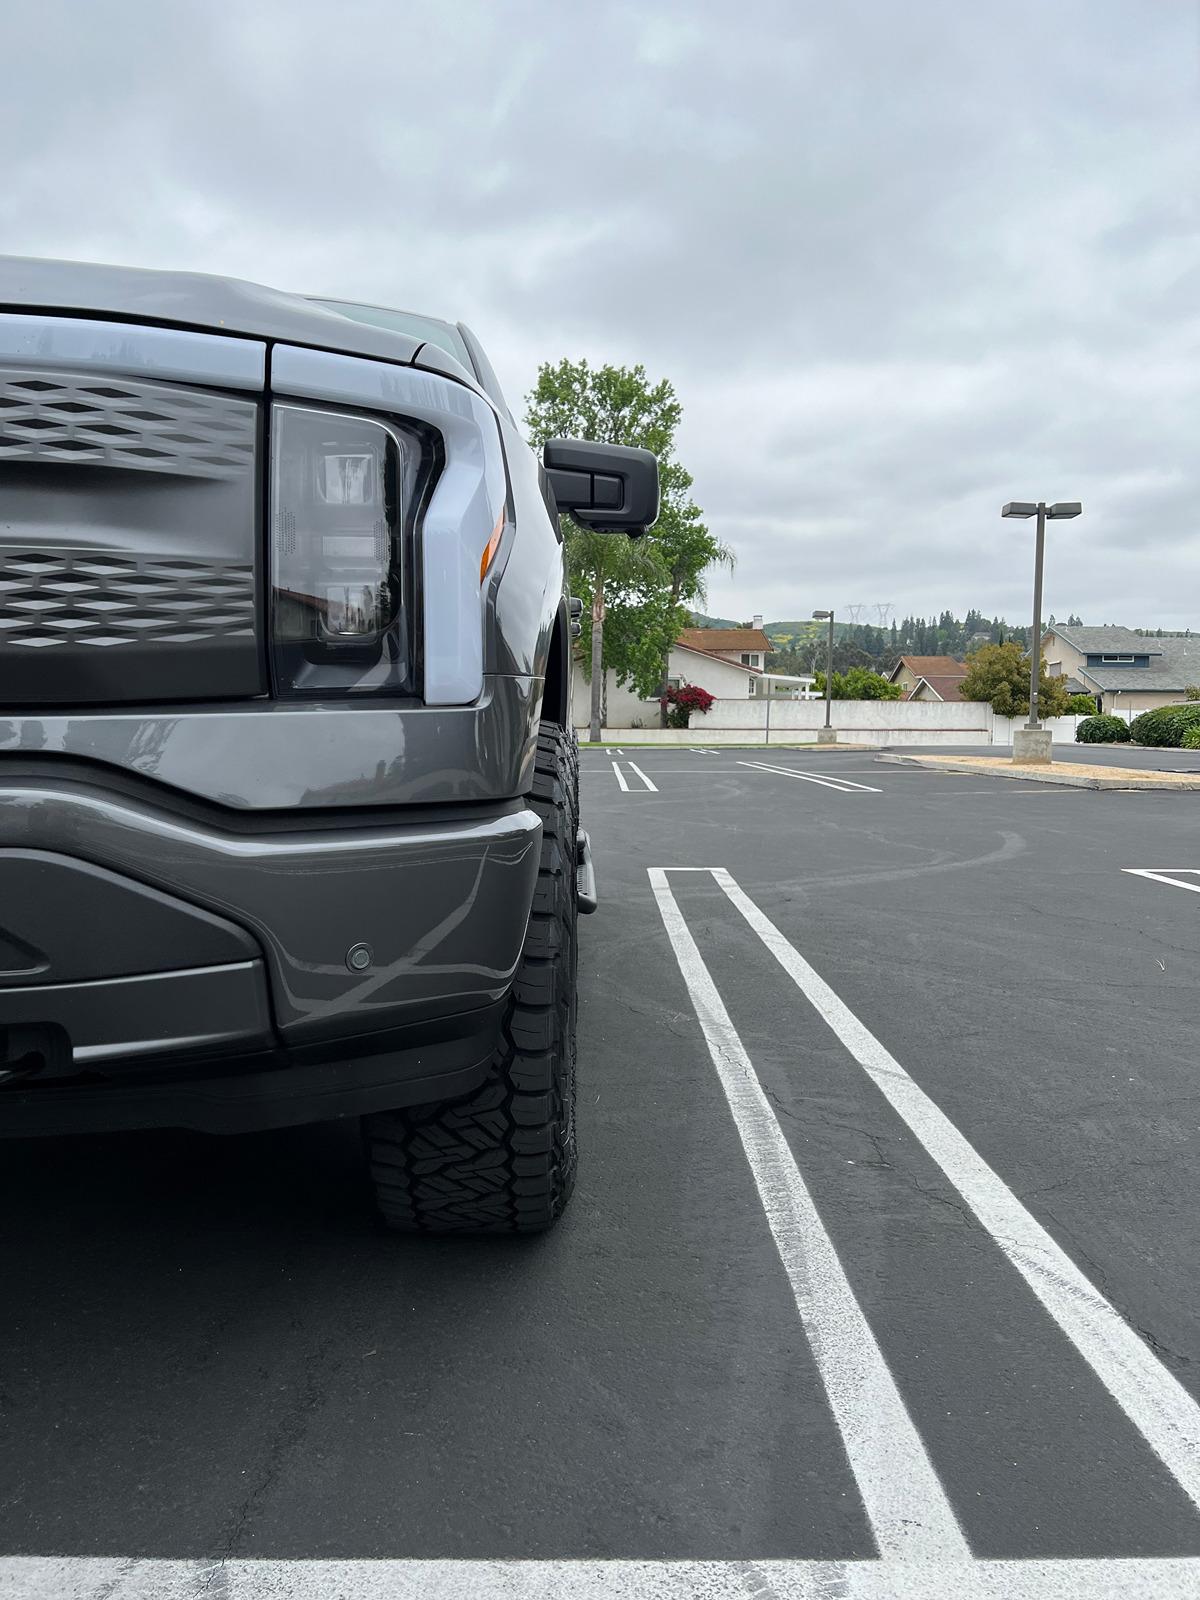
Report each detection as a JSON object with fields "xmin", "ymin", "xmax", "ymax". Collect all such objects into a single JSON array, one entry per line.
[
  {"xmin": 710, "ymin": 867, "xmax": 1200, "ymax": 1518},
  {"xmin": 8, "ymin": 1555, "xmax": 1200, "ymax": 1599},
  {"xmin": 611, "ymin": 761, "xmax": 657, "ymax": 793},
  {"xmin": 1123, "ymin": 868, "xmax": 1200, "ymax": 897},
  {"xmin": 648, "ymin": 867, "xmax": 967, "ymax": 1561},
  {"xmin": 738, "ymin": 760, "xmax": 882, "ymax": 793}
]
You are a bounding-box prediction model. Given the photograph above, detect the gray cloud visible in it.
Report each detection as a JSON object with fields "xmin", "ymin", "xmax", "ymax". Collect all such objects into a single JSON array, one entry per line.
[{"xmin": 1, "ymin": 0, "xmax": 1195, "ymax": 626}]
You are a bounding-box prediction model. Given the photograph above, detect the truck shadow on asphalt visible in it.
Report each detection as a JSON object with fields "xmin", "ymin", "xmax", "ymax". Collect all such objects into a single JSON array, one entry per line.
[{"xmin": 0, "ymin": 1124, "xmax": 581, "ymax": 1556}]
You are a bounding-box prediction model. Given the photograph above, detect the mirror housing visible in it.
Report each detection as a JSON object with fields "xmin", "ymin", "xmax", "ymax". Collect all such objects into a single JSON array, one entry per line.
[{"xmin": 543, "ymin": 439, "xmax": 659, "ymax": 537}]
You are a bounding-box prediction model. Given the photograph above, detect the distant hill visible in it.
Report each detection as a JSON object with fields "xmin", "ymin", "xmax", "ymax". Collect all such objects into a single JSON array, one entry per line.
[
  {"xmin": 690, "ymin": 613, "xmax": 846, "ymax": 643},
  {"xmin": 688, "ymin": 612, "xmax": 738, "ymax": 630}
]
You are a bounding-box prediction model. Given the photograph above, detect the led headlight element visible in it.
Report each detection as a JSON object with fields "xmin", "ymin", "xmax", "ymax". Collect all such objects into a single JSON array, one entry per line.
[{"xmin": 318, "ymin": 452, "xmax": 374, "ymax": 506}]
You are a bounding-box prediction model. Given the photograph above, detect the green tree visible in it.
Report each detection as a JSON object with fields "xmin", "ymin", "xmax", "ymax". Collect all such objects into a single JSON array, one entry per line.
[
  {"xmin": 959, "ymin": 641, "xmax": 1071, "ymax": 718},
  {"xmin": 812, "ymin": 666, "xmax": 903, "ymax": 700},
  {"xmin": 524, "ymin": 358, "xmax": 732, "ymax": 739}
]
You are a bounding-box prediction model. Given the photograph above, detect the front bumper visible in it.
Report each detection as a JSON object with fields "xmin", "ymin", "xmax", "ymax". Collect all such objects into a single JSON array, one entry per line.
[{"xmin": 0, "ymin": 773, "xmax": 541, "ymax": 1125}]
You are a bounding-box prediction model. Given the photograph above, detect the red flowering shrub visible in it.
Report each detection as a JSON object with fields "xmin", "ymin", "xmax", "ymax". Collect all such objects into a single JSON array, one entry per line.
[{"xmin": 660, "ymin": 683, "xmax": 715, "ymax": 728}]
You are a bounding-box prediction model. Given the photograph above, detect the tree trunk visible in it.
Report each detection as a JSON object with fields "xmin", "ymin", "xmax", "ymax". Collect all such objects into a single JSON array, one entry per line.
[
  {"xmin": 660, "ymin": 576, "xmax": 683, "ymax": 727},
  {"xmin": 589, "ymin": 575, "xmax": 605, "ymax": 744}
]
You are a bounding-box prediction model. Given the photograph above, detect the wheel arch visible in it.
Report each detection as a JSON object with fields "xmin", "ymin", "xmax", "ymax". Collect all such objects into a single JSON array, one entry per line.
[{"xmin": 541, "ymin": 603, "xmax": 570, "ymax": 729}]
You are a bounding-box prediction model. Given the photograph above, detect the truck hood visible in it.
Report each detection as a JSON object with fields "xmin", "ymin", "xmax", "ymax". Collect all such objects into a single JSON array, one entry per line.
[{"xmin": 0, "ymin": 255, "xmax": 472, "ymax": 381}]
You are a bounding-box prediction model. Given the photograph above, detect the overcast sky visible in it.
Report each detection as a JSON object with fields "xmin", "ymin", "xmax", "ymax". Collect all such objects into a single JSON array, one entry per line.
[{"xmin": 3, "ymin": 0, "xmax": 1195, "ymax": 627}]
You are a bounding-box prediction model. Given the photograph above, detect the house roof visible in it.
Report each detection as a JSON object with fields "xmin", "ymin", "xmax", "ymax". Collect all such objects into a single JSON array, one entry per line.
[
  {"xmin": 675, "ymin": 641, "xmax": 760, "ymax": 674},
  {"xmin": 1047, "ymin": 626, "xmax": 1200, "ymax": 691},
  {"xmin": 888, "ymin": 654, "xmax": 968, "ymax": 682},
  {"xmin": 1047, "ymin": 625, "xmax": 1162, "ymax": 656},
  {"xmin": 677, "ymin": 627, "xmax": 771, "ymax": 654},
  {"xmin": 905, "ymin": 673, "xmax": 968, "ymax": 702}
]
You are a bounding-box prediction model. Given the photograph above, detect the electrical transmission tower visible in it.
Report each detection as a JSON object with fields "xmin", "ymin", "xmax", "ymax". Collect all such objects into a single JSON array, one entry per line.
[
  {"xmin": 874, "ymin": 603, "xmax": 894, "ymax": 629},
  {"xmin": 843, "ymin": 603, "xmax": 866, "ymax": 627}
]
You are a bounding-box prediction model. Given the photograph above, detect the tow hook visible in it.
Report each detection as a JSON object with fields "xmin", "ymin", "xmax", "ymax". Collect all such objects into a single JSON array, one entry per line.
[{"xmin": 576, "ymin": 829, "xmax": 598, "ymax": 915}]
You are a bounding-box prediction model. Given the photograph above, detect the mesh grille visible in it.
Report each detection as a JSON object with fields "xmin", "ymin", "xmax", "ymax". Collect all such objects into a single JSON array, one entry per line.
[
  {"xmin": 0, "ymin": 550, "xmax": 255, "ymax": 649},
  {"xmin": 0, "ymin": 370, "xmax": 255, "ymax": 480}
]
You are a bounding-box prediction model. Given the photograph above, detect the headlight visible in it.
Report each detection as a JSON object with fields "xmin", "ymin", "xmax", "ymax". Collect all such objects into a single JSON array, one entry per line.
[
  {"xmin": 270, "ymin": 403, "xmax": 421, "ymax": 696},
  {"xmin": 269, "ymin": 345, "xmax": 510, "ymax": 705}
]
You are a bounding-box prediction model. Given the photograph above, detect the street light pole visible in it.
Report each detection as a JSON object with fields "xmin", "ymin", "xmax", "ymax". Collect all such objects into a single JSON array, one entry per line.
[
  {"xmin": 1028, "ymin": 501, "xmax": 1046, "ymax": 729},
  {"xmin": 1001, "ymin": 499, "xmax": 1082, "ymax": 763},
  {"xmin": 813, "ymin": 609, "xmax": 835, "ymax": 745}
]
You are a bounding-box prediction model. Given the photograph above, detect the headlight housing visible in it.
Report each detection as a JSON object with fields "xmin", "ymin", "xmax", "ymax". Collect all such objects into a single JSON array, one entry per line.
[
  {"xmin": 269, "ymin": 345, "xmax": 510, "ymax": 706},
  {"xmin": 269, "ymin": 403, "xmax": 430, "ymax": 697}
]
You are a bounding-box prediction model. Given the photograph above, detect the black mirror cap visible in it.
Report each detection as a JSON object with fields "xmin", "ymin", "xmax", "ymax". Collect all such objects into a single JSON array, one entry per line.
[{"xmin": 543, "ymin": 439, "xmax": 660, "ymax": 537}]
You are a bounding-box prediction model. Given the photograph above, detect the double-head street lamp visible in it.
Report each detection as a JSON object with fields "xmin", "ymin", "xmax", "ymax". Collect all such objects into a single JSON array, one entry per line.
[
  {"xmin": 1001, "ymin": 501, "xmax": 1082, "ymax": 755},
  {"xmin": 812, "ymin": 609, "xmax": 834, "ymax": 732}
]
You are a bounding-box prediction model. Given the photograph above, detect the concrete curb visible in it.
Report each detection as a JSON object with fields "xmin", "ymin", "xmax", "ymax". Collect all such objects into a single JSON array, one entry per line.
[{"xmin": 874, "ymin": 754, "xmax": 1200, "ymax": 791}]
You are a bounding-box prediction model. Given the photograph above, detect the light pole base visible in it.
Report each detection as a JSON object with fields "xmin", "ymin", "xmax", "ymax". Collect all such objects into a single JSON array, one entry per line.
[
  {"xmin": 1013, "ymin": 726, "xmax": 1052, "ymax": 765},
  {"xmin": 817, "ymin": 727, "xmax": 837, "ymax": 746}
]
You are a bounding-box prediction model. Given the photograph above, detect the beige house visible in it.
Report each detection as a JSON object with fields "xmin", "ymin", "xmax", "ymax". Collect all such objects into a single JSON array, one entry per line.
[
  {"xmin": 1042, "ymin": 625, "xmax": 1200, "ymax": 714},
  {"xmin": 887, "ymin": 655, "xmax": 968, "ymax": 702}
]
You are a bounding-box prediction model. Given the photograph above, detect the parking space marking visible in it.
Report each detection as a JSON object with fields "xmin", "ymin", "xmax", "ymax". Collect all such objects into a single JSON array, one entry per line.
[
  {"xmin": 1123, "ymin": 868, "xmax": 1200, "ymax": 897},
  {"xmin": 8, "ymin": 1555, "xmax": 1200, "ymax": 1599},
  {"xmin": 738, "ymin": 761, "xmax": 882, "ymax": 793},
  {"xmin": 611, "ymin": 761, "xmax": 658, "ymax": 793},
  {"xmin": 649, "ymin": 867, "xmax": 968, "ymax": 1561},
  {"xmin": 710, "ymin": 867, "xmax": 1200, "ymax": 1517}
]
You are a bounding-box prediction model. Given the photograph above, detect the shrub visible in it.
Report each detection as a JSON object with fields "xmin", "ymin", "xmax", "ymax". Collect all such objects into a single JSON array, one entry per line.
[
  {"xmin": 1183, "ymin": 726, "xmax": 1200, "ymax": 749},
  {"xmin": 1128, "ymin": 703, "xmax": 1200, "ymax": 747},
  {"xmin": 1076, "ymin": 714, "xmax": 1130, "ymax": 744},
  {"xmin": 660, "ymin": 683, "xmax": 714, "ymax": 729},
  {"xmin": 1067, "ymin": 693, "xmax": 1098, "ymax": 715}
]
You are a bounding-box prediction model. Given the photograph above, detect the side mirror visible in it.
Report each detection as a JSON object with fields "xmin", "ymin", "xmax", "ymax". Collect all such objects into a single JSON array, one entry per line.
[{"xmin": 543, "ymin": 439, "xmax": 659, "ymax": 537}]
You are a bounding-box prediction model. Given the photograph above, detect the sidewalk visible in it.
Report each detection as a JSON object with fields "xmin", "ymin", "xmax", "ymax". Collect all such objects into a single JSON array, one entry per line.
[{"xmin": 878, "ymin": 754, "xmax": 1200, "ymax": 791}]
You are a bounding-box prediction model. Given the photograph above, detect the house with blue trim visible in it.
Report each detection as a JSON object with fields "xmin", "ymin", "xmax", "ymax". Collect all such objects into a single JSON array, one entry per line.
[{"xmin": 1043, "ymin": 625, "xmax": 1200, "ymax": 715}]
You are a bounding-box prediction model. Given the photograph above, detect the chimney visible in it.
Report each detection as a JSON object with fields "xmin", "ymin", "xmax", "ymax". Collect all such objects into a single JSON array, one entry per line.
[{"xmin": 752, "ymin": 613, "xmax": 763, "ymax": 631}]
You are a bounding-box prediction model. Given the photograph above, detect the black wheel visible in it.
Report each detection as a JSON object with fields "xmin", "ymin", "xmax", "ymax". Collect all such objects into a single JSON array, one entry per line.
[{"xmin": 364, "ymin": 723, "xmax": 579, "ymax": 1233}]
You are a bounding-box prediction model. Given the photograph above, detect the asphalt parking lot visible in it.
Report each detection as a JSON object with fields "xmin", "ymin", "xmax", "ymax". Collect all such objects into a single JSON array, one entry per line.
[{"xmin": 3, "ymin": 747, "xmax": 1200, "ymax": 1597}]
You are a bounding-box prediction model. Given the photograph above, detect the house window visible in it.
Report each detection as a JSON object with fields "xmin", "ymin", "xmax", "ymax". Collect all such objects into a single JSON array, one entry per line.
[
  {"xmin": 1101, "ymin": 654, "xmax": 1135, "ymax": 663},
  {"xmin": 667, "ymin": 676, "xmax": 681, "ymax": 691},
  {"xmin": 740, "ymin": 652, "xmax": 753, "ymax": 665}
]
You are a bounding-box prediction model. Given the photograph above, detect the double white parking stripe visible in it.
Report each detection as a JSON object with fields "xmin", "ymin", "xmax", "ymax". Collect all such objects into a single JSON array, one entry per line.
[
  {"xmin": 650, "ymin": 866, "xmax": 965, "ymax": 1559},
  {"xmin": 651, "ymin": 866, "xmax": 1200, "ymax": 1575},
  {"xmin": 738, "ymin": 760, "xmax": 881, "ymax": 793},
  {"xmin": 611, "ymin": 760, "xmax": 658, "ymax": 793}
]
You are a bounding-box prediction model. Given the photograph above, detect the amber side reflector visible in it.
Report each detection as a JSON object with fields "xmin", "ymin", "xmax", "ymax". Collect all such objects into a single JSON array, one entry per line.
[{"xmin": 480, "ymin": 513, "xmax": 504, "ymax": 582}]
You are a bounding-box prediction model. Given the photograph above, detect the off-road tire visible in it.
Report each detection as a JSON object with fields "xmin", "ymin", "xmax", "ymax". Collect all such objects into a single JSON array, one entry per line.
[{"xmin": 364, "ymin": 723, "xmax": 579, "ymax": 1233}]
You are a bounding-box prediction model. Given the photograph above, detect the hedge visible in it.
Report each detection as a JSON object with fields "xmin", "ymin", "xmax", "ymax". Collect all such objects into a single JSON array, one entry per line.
[
  {"xmin": 1076, "ymin": 714, "xmax": 1131, "ymax": 744},
  {"xmin": 1127, "ymin": 704, "xmax": 1200, "ymax": 748}
]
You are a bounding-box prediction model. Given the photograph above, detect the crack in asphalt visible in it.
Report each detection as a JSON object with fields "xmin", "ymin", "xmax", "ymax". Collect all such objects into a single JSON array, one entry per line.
[
  {"xmin": 1038, "ymin": 1206, "xmax": 1196, "ymax": 1371},
  {"xmin": 202, "ymin": 1335, "xmax": 343, "ymax": 1587}
]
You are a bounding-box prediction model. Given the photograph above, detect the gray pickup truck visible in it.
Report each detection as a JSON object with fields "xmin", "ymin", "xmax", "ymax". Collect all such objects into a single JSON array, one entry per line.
[{"xmin": 0, "ymin": 257, "xmax": 658, "ymax": 1233}]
